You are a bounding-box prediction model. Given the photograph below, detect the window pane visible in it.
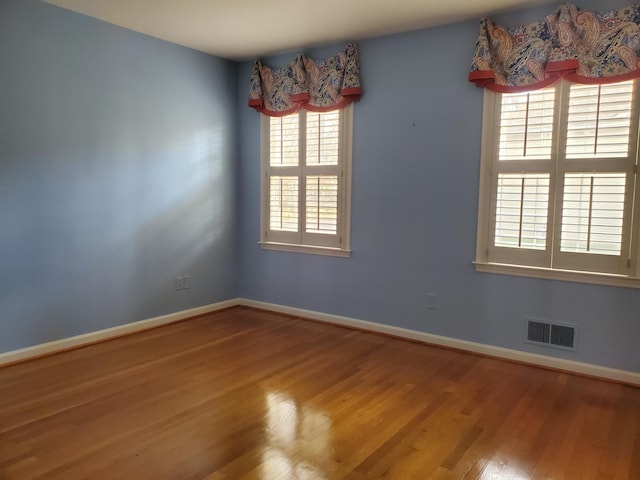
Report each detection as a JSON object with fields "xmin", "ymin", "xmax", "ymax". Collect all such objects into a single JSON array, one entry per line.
[
  {"xmin": 499, "ymin": 89, "xmax": 555, "ymax": 161},
  {"xmin": 566, "ymin": 81, "xmax": 633, "ymax": 159},
  {"xmin": 495, "ymin": 174, "xmax": 549, "ymax": 249},
  {"xmin": 270, "ymin": 115, "xmax": 299, "ymax": 166},
  {"xmin": 270, "ymin": 176, "xmax": 298, "ymax": 232},
  {"xmin": 306, "ymin": 175, "xmax": 338, "ymax": 234},
  {"xmin": 560, "ymin": 173, "xmax": 626, "ymax": 255},
  {"xmin": 306, "ymin": 111, "xmax": 340, "ymax": 166}
]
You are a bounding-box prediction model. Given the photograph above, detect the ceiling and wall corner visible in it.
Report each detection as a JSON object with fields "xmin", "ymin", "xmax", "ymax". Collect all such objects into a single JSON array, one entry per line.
[{"xmin": 42, "ymin": 0, "xmax": 554, "ymax": 60}]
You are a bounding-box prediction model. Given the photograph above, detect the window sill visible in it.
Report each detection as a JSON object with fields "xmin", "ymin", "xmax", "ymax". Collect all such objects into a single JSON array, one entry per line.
[
  {"xmin": 474, "ymin": 261, "xmax": 640, "ymax": 289},
  {"xmin": 259, "ymin": 242, "xmax": 351, "ymax": 257}
]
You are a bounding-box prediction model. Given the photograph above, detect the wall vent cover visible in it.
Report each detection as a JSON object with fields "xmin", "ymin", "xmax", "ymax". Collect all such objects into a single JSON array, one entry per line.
[{"xmin": 526, "ymin": 318, "xmax": 577, "ymax": 351}]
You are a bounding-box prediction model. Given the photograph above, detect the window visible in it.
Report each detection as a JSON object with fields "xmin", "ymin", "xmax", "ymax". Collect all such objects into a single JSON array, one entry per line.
[
  {"xmin": 476, "ymin": 80, "xmax": 640, "ymax": 287},
  {"xmin": 260, "ymin": 105, "xmax": 353, "ymax": 256}
]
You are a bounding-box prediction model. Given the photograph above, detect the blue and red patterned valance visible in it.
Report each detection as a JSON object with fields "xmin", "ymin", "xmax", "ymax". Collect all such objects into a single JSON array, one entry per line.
[
  {"xmin": 469, "ymin": 3, "xmax": 640, "ymax": 92},
  {"xmin": 248, "ymin": 43, "xmax": 362, "ymax": 117}
]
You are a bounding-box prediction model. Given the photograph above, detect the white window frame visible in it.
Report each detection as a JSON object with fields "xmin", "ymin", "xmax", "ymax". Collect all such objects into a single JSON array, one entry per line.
[
  {"xmin": 259, "ymin": 105, "xmax": 353, "ymax": 257},
  {"xmin": 475, "ymin": 80, "xmax": 640, "ymax": 289}
]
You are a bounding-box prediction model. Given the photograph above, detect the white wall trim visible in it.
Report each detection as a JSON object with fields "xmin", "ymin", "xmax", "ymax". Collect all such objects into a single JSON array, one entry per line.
[
  {"xmin": 3, "ymin": 297, "xmax": 638, "ymax": 386},
  {"xmin": 474, "ymin": 261, "xmax": 640, "ymax": 290},
  {"xmin": 0, "ymin": 299, "xmax": 240, "ymax": 367},
  {"xmin": 239, "ymin": 298, "xmax": 640, "ymax": 387}
]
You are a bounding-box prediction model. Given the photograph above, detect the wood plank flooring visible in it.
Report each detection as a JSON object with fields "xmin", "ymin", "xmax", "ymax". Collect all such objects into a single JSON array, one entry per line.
[{"xmin": 0, "ymin": 306, "xmax": 638, "ymax": 479}]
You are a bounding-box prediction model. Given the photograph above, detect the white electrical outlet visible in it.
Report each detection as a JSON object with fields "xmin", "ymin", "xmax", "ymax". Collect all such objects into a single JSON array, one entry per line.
[
  {"xmin": 175, "ymin": 276, "xmax": 184, "ymax": 290},
  {"xmin": 183, "ymin": 275, "xmax": 190, "ymax": 289}
]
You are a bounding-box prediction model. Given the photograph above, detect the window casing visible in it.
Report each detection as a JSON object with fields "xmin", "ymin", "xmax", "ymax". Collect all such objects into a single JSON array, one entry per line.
[
  {"xmin": 476, "ymin": 80, "xmax": 640, "ymax": 286},
  {"xmin": 260, "ymin": 105, "xmax": 352, "ymax": 256}
]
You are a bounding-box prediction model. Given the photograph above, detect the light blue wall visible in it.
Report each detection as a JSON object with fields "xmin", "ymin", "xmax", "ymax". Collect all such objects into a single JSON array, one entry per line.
[
  {"xmin": 237, "ymin": 0, "xmax": 640, "ymax": 373},
  {"xmin": 3, "ymin": 0, "xmax": 638, "ymax": 373},
  {"xmin": 0, "ymin": 0, "xmax": 238, "ymax": 353}
]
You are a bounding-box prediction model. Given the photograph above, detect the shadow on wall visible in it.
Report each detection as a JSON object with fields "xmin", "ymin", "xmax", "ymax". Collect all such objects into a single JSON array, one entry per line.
[{"xmin": 0, "ymin": 126, "xmax": 232, "ymax": 353}]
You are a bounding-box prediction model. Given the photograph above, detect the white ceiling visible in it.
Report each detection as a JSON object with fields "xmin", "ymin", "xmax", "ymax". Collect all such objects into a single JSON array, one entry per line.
[{"xmin": 43, "ymin": 0, "xmax": 552, "ymax": 61}]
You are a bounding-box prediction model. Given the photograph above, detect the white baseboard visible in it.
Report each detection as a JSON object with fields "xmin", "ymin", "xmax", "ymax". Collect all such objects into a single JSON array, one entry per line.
[
  {"xmin": 0, "ymin": 298, "xmax": 240, "ymax": 367},
  {"xmin": 239, "ymin": 298, "xmax": 640, "ymax": 387},
  {"xmin": 3, "ymin": 297, "xmax": 638, "ymax": 386}
]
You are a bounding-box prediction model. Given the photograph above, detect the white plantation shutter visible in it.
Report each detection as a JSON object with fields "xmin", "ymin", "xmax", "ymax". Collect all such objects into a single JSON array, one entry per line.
[
  {"xmin": 306, "ymin": 111, "xmax": 340, "ymax": 165},
  {"xmin": 270, "ymin": 115, "xmax": 299, "ymax": 165},
  {"xmin": 481, "ymin": 79, "xmax": 640, "ymax": 276},
  {"xmin": 269, "ymin": 176, "xmax": 299, "ymax": 232},
  {"xmin": 565, "ymin": 82, "xmax": 634, "ymax": 159},
  {"xmin": 261, "ymin": 106, "xmax": 352, "ymax": 251},
  {"xmin": 494, "ymin": 174, "xmax": 549, "ymax": 250},
  {"xmin": 560, "ymin": 173, "xmax": 625, "ymax": 255},
  {"xmin": 302, "ymin": 111, "xmax": 341, "ymax": 245},
  {"xmin": 265, "ymin": 116, "xmax": 301, "ymax": 244},
  {"xmin": 553, "ymin": 80, "xmax": 638, "ymax": 274},
  {"xmin": 305, "ymin": 175, "xmax": 338, "ymax": 234},
  {"xmin": 301, "ymin": 110, "xmax": 342, "ymax": 247},
  {"xmin": 499, "ymin": 89, "xmax": 555, "ymax": 161},
  {"xmin": 488, "ymin": 86, "xmax": 557, "ymax": 267}
]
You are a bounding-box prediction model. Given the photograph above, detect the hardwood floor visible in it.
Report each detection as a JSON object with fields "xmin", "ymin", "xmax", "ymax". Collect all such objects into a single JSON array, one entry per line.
[{"xmin": 0, "ymin": 306, "xmax": 638, "ymax": 479}]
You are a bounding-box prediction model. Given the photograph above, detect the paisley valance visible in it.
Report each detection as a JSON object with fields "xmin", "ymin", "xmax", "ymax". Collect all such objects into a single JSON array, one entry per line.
[
  {"xmin": 248, "ymin": 43, "xmax": 362, "ymax": 117},
  {"xmin": 469, "ymin": 3, "xmax": 640, "ymax": 92}
]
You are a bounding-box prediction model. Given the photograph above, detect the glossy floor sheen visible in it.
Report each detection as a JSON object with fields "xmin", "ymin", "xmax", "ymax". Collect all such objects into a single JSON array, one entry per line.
[{"xmin": 0, "ymin": 307, "xmax": 639, "ymax": 480}]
